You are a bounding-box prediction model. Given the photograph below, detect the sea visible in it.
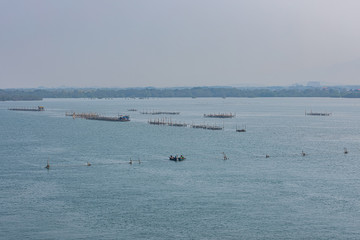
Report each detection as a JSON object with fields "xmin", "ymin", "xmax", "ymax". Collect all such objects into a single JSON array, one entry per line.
[{"xmin": 1, "ymin": 97, "xmax": 360, "ymax": 240}]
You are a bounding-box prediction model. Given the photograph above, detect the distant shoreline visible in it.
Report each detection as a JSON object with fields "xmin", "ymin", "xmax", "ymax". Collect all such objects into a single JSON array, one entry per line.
[{"xmin": 1, "ymin": 86, "xmax": 360, "ymax": 101}]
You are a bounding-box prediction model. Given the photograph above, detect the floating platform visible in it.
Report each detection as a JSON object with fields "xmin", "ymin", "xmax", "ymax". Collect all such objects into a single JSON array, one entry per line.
[
  {"xmin": 305, "ymin": 111, "xmax": 331, "ymax": 116},
  {"xmin": 191, "ymin": 123, "xmax": 223, "ymax": 130},
  {"xmin": 148, "ymin": 118, "xmax": 187, "ymax": 127},
  {"xmin": 148, "ymin": 119, "xmax": 223, "ymax": 130},
  {"xmin": 86, "ymin": 115, "xmax": 130, "ymax": 122},
  {"xmin": 141, "ymin": 111, "xmax": 180, "ymax": 115},
  {"xmin": 204, "ymin": 113, "xmax": 235, "ymax": 118},
  {"xmin": 66, "ymin": 112, "xmax": 130, "ymax": 122}
]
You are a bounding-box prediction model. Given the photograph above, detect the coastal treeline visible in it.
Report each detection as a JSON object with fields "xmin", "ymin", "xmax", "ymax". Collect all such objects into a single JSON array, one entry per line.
[{"xmin": 1, "ymin": 87, "xmax": 360, "ymax": 101}]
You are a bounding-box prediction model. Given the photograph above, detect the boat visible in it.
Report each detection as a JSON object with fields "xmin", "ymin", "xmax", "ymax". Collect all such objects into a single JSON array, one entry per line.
[
  {"xmin": 9, "ymin": 106, "xmax": 45, "ymax": 111},
  {"xmin": 169, "ymin": 155, "xmax": 186, "ymax": 161},
  {"xmin": 236, "ymin": 125, "xmax": 246, "ymax": 132}
]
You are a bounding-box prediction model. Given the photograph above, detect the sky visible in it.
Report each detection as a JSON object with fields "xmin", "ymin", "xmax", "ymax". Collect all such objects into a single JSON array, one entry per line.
[{"xmin": 1, "ymin": 0, "xmax": 360, "ymax": 88}]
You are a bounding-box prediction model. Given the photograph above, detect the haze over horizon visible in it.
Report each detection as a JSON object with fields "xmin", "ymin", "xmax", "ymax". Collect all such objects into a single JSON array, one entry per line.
[{"xmin": 1, "ymin": 0, "xmax": 360, "ymax": 89}]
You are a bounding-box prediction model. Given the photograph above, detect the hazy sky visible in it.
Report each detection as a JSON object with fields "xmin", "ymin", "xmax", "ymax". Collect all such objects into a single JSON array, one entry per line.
[{"xmin": 1, "ymin": 0, "xmax": 360, "ymax": 88}]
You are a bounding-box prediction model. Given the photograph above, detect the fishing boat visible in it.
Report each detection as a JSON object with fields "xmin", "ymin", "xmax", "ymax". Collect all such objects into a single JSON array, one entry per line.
[{"xmin": 169, "ymin": 155, "xmax": 186, "ymax": 161}]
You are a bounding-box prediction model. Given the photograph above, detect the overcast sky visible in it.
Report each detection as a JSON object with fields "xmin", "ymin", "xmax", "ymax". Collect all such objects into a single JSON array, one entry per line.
[{"xmin": 1, "ymin": 0, "xmax": 360, "ymax": 88}]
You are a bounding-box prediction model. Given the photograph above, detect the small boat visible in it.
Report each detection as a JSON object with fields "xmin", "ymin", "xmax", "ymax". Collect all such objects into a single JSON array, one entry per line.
[
  {"xmin": 344, "ymin": 148, "xmax": 348, "ymax": 154},
  {"xmin": 45, "ymin": 160, "xmax": 50, "ymax": 169},
  {"xmin": 222, "ymin": 152, "xmax": 228, "ymax": 160},
  {"xmin": 87, "ymin": 162, "xmax": 91, "ymax": 166},
  {"xmin": 236, "ymin": 125, "xmax": 246, "ymax": 132},
  {"xmin": 265, "ymin": 154, "xmax": 270, "ymax": 158},
  {"xmin": 169, "ymin": 155, "xmax": 186, "ymax": 161},
  {"xmin": 301, "ymin": 151, "xmax": 306, "ymax": 156}
]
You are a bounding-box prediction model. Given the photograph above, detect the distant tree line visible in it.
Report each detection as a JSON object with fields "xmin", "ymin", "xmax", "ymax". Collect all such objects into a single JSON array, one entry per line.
[{"xmin": 1, "ymin": 87, "xmax": 360, "ymax": 101}]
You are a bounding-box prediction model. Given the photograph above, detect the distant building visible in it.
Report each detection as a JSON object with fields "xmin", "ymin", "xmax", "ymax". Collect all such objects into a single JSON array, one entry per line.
[{"xmin": 307, "ymin": 81, "xmax": 321, "ymax": 87}]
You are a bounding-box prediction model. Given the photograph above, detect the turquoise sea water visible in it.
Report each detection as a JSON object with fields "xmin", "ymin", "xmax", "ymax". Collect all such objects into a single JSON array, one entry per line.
[{"xmin": 1, "ymin": 97, "xmax": 360, "ymax": 239}]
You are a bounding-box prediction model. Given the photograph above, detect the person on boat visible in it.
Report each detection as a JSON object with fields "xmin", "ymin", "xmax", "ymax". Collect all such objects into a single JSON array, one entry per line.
[
  {"xmin": 180, "ymin": 155, "xmax": 184, "ymax": 160},
  {"xmin": 45, "ymin": 160, "xmax": 50, "ymax": 169}
]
